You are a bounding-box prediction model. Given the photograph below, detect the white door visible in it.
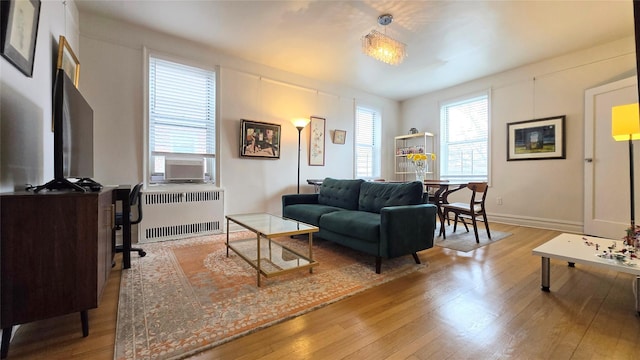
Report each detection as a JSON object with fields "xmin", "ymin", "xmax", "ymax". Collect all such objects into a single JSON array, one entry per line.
[{"xmin": 584, "ymin": 76, "xmax": 639, "ymax": 238}]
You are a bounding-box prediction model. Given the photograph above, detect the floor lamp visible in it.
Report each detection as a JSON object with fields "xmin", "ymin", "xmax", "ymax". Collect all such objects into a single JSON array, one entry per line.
[
  {"xmin": 612, "ymin": 103, "xmax": 640, "ymax": 234},
  {"xmin": 291, "ymin": 118, "xmax": 311, "ymax": 194}
]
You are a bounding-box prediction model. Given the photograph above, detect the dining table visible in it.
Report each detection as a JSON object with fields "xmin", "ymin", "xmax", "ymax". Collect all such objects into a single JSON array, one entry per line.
[{"xmin": 423, "ymin": 180, "xmax": 469, "ymax": 236}]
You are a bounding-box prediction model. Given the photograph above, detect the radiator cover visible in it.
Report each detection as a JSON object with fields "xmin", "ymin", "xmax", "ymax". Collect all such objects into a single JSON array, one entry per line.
[{"xmin": 139, "ymin": 186, "xmax": 224, "ymax": 243}]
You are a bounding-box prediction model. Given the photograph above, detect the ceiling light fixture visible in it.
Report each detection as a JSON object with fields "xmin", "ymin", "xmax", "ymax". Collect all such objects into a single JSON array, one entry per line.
[{"xmin": 362, "ymin": 14, "xmax": 407, "ymax": 65}]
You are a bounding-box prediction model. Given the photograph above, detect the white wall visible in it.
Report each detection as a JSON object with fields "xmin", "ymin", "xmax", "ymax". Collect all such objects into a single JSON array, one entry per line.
[
  {"xmin": 0, "ymin": 0, "xmax": 79, "ymax": 192},
  {"xmin": 7, "ymin": 5, "xmax": 633, "ymax": 233},
  {"xmin": 78, "ymin": 13, "xmax": 400, "ymax": 217},
  {"xmin": 401, "ymin": 37, "xmax": 637, "ymax": 232}
]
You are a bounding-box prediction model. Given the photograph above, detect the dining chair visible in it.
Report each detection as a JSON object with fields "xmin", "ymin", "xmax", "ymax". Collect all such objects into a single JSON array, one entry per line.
[{"xmin": 440, "ymin": 182, "xmax": 491, "ymax": 243}]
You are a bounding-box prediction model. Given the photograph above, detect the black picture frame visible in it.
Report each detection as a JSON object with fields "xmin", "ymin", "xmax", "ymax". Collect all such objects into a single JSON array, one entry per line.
[
  {"xmin": 507, "ymin": 115, "xmax": 566, "ymax": 161},
  {"xmin": 240, "ymin": 119, "xmax": 281, "ymax": 159},
  {"xmin": 0, "ymin": 0, "xmax": 41, "ymax": 77}
]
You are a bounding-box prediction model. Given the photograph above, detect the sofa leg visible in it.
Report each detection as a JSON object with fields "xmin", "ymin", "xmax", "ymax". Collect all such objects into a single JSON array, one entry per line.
[
  {"xmin": 375, "ymin": 257, "xmax": 381, "ymax": 274},
  {"xmin": 412, "ymin": 253, "xmax": 421, "ymax": 264}
]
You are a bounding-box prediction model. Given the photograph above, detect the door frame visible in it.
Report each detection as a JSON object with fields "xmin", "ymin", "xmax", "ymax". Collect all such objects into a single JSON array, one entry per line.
[{"xmin": 584, "ymin": 75, "xmax": 638, "ymax": 237}]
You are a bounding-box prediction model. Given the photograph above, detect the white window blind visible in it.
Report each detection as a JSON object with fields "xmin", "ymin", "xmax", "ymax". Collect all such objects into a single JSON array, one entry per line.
[
  {"xmin": 355, "ymin": 106, "xmax": 380, "ymax": 178},
  {"xmin": 440, "ymin": 94, "xmax": 489, "ymax": 181},
  {"xmin": 148, "ymin": 57, "xmax": 216, "ymax": 182}
]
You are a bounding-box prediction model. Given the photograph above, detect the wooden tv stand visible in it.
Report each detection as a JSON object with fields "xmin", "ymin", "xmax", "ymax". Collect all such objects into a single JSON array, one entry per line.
[{"xmin": 0, "ymin": 189, "xmax": 114, "ymax": 358}]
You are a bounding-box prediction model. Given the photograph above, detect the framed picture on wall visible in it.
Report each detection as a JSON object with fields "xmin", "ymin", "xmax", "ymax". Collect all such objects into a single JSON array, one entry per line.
[
  {"xmin": 309, "ymin": 116, "xmax": 325, "ymax": 166},
  {"xmin": 332, "ymin": 129, "xmax": 346, "ymax": 144},
  {"xmin": 507, "ymin": 115, "xmax": 566, "ymax": 161},
  {"xmin": 56, "ymin": 35, "xmax": 80, "ymax": 87},
  {"xmin": 0, "ymin": 0, "xmax": 41, "ymax": 77},
  {"xmin": 240, "ymin": 119, "xmax": 281, "ymax": 159}
]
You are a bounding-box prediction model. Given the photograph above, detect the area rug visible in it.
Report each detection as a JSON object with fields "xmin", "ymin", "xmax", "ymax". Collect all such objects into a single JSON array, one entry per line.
[
  {"xmin": 115, "ymin": 232, "xmax": 425, "ymax": 360},
  {"xmin": 435, "ymin": 225, "xmax": 512, "ymax": 252}
]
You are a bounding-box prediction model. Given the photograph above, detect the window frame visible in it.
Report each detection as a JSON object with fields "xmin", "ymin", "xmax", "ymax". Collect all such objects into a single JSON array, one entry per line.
[
  {"xmin": 354, "ymin": 105, "xmax": 382, "ymax": 179},
  {"xmin": 144, "ymin": 48, "xmax": 219, "ymax": 186},
  {"xmin": 439, "ymin": 90, "xmax": 491, "ymax": 183}
]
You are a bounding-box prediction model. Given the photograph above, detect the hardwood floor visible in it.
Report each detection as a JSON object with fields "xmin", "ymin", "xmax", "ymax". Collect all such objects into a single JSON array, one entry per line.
[{"xmin": 6, "ymin": 224, "xmax": 640, "ymax": 359}]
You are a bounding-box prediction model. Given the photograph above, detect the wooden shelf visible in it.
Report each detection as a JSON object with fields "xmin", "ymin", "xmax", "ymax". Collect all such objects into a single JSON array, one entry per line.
[{"xmin": 394, "ymin": 132, "xmax": 436, "ymax": 181}]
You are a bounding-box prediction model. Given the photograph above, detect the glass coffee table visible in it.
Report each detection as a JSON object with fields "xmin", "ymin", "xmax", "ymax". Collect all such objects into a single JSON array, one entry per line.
[{"xmin": 226, "ymin": 213, "xmax": 319, "ymax": 286}]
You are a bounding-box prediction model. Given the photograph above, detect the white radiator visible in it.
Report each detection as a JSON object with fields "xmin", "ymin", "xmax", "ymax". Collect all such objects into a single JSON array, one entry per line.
[{"xmin": 139, "ymin": 186, "xmax": 224, "ymax": 243}]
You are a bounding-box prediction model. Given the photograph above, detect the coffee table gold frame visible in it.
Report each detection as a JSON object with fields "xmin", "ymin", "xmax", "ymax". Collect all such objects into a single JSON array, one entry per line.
[{"xmin": 226, "ymin": 213, "xmax": 319, "ymax": 286}]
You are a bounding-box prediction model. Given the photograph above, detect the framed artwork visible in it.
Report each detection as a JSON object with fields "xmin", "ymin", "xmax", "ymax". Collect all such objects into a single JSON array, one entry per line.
[
  {"xmin": 0, "ymin": 0, "xmax": 41, "ymax": 77},
  {"xmin": 332, "ymin": 129, "xmax": 346, "ymax": 144},
  {"xmin": 507, "ymin": 115, "xmax": 566, "ymax": 161},
  {"xmin": 240, "ymin": 119, "xmax": 281, "ymax": 159},
  {"xmin": 309, "ymin": 116, "xmax": 325, "ymax": 166},
  {"xmin": 57, "ymin": 35, "xmax": 80, "ymax": 87}
]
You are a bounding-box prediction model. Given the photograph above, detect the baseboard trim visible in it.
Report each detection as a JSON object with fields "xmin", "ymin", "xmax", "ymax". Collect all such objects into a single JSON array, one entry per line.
[{"xmin": 488, "ymin": 212, "xmax": 583, "ymax": 234}]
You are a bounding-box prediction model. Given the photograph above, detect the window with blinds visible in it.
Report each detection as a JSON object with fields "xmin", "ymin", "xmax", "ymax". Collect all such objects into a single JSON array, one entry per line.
[
  {"xmin": 355, "ymin": 106, "xmax": 381, "ymax": 178},
  {"xmin": 148, "ymin": 57, "xmax": 216, "ymax": 183},
  {"xmin": 440, "ymin": 93, "xmax": 489, "ymax": 181}
]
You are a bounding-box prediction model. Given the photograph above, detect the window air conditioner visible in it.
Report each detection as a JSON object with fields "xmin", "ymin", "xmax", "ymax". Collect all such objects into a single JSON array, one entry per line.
[{"xmin": 165, "ymin": 157, "xmax": 205, "ymax": 182}]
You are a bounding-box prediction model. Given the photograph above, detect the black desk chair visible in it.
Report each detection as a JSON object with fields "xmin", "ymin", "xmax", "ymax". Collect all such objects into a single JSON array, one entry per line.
[{"xmin": 115, "ymin": 183, "xmax": 146, "ymax": 258}]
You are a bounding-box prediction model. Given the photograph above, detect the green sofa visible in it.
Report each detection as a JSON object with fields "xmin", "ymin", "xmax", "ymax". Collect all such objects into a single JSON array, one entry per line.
[{"xmin": 282, "ymin": 178, "xmax": 437, "ymax": 273}]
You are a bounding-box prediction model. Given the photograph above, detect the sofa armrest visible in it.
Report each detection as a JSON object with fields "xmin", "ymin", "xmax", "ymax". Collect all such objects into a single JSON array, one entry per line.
[
  {"xmin": 282, "ymin": 193, "xmax": 319, "ymax": 208},
  {"xmin": 379, "ymin": 204, "xmax": 437, "ymax": 258}
]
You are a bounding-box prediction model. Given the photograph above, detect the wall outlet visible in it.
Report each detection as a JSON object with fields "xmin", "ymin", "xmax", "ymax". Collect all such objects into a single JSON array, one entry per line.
[{"xmin": 496, "ymin": 197, "xmax": 503, "ymax": 205}]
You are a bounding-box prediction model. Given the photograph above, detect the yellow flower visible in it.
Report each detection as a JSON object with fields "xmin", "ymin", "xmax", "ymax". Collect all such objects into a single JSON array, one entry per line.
[
  {"xmin": 431, "ymin": 153, "xmax": 436, "ymax": 161},
  {"xmin": 407, "ymin": 153, "xmax": 429, "ymax": 162}
]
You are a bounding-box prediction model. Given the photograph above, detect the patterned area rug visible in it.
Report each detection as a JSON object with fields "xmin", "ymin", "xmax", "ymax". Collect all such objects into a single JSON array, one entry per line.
[
  {"xmin": 435, "ymin": 224, "xmax": 512, "ymax": 252},
  {"xmin": 115, "ymin": 232, "xmax": 425, "ymax": 360}
]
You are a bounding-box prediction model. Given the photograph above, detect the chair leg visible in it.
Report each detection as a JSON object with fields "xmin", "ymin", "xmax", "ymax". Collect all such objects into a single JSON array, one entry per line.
[
  {"xmin": 472, "ymin": 216, "xmax": 480, "ymax": 243},
  {"xmin": 412, "ymin": 253, "xmax": 421, "ymax": 264},
  {"xmin": 453, "ymin": 213, "xmax": 459, "ymax": 232},
  {"xmin": 375, "ymin": 257, "xmax": 382, "ymax": 274},
  {"xmin": 440, "ymin": 210, "xmax": 447, "ymax": 239},
  {"xmin": 437, "ymin": 207, "xmax": 444, "ymax": 235},
  {"xmin": 483, "ymin": 213, "xmax": 491, "ymax": 239},
  {"xmin": 459, "ymin": 216, "xmax": 470, "ymax": 232}
]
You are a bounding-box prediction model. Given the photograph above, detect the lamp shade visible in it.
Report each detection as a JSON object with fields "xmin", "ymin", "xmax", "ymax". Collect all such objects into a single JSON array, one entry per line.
[
  {"xmin": 291, "ymin": 118, "xmax": 310, "ymax": 129},
  {"xmin": 612, "ymin": 103, "xmax": 640, "ymax": 141}
]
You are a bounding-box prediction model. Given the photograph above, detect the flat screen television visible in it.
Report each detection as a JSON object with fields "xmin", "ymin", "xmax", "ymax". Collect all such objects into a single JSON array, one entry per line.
[{"xmin": 35, "ymin": 69, "xmax": 96, "ymax": 192}]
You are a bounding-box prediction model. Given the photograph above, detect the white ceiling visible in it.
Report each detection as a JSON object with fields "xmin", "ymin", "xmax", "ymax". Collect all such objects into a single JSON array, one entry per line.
[{"xmin": 76, "ymin": 0, "xmax": 635, "ymax": 101}]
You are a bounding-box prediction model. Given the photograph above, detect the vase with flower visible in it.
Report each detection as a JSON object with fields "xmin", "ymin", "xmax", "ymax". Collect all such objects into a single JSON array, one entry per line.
[{"xmin": 406, "ymin": 153, "xmax": 436, "ymax": 181}]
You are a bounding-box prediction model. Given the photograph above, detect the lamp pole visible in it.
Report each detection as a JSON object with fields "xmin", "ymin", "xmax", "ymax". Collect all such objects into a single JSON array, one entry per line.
[
  {"xmin": 291, "ymin": 118, "xmax": 310, "ymax": 194},
  {"xmin": 630, "ymin": 135, "xmax": 635, "ymax": 230},
  {"xmin": 296, "ymin": 126, "xmax": 303, "ymax": 194}
]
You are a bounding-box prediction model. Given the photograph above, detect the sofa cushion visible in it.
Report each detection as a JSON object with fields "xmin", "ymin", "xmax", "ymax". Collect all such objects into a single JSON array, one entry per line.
[
  {"xmin": 317, "ymin": 178, "xmax": 365, "ymax": 210},
  {"xmin": 319, "ymin": 210, "xmax": 380, "ymax": 243},
  {"xmin": 358, "ymin": 181, "xmax": 424, "ymax": 214},
  {"xmin": 283, "ymin": 204, "xmax": 343, "ymax": 227}
]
